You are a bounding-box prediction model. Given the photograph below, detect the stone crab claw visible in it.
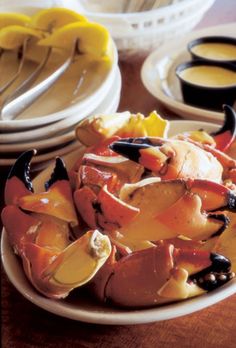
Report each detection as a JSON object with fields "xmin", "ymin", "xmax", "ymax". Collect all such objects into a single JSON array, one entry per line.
[
  {"xmin": 2, "ymin": 150, "xmax": 112, "ymax": 298},
  {"xmin": 211, "ymin": 105, "xmax": 236, "ymax": 152},
  {"xmin": 4, "ymin": 150, "xmax": 78, "ymax": 226},
  {"xmin": 89, "ymin": 242, "xmax": 234, "ymax": 307},
  {"xmin": 1, "ymin": 204, "xmax": 111, "ymax": 298},
  {"xmin": 173, "ymin": 105, "xmax": 236, "ymax": 152},
  {"xmin": 117, "ymin": 178, "xmax": 236, "ymax": 243},
  {"xmin": 110, "ymin": 137, "xmax": 223, "ymax": 182}
]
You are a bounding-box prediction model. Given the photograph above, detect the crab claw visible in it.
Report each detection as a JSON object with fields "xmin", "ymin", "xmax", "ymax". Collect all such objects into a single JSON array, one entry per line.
[
  {"xmin": 110, "ymin": 137, "xmax": 223, "ymax": 182},
  {"xmin": 187, "ymin": 179, "xmax": 236, "ymax": 215},
  {"xmin": 22, "ymin": 230, "xmax": 111, "ymax": 299},
  {"xmin": 90, "ymin": 243, "xmax": 234, "ymax": 307},
  {"xmin": 189, "ymin": 252, "xmax": 234, "ymax": 291},
  {"xmin": 18, "ymin": 157, "xmax": 78, "ymax": 226},
  {"xmin": 1, "ymin": 205, "xmax": 40, "ymax": 255},
  {"xmin": 4, "ymin": 149, "xmax": 36, "ymax": 205},
  {"xmin": 211, "ymin": 105, "xmax": 236, "ymax": 152},
  {"xmin": 119, "ymin": 179, "xmax": 228, "ymax": 242}
]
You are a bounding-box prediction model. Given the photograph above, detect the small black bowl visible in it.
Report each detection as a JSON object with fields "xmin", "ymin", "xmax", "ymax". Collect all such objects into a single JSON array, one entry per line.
[
  {"xmin": 187, "ymin": 36, "xmax": 236, "ymax": 65},
  {"xmin": 176, "ymin": 60, "xmax": 236, "ymax": 111}
]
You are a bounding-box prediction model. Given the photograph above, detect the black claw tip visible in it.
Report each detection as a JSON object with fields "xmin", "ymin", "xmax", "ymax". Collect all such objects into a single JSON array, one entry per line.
[
  {"xmin": 212, "ymin": 105, "xmax": 236, "ymax": 137},
  {"xmin": 210, "ymin": 252, "xmax": 231, "ymax": 273},
  {"xmin": 110, "ymin": 141, "xmax": 150, "ymax": 163},
  {"xmin": 208, "ymin": 214, "xmax": 230, "ymax": 238},
  {"xmin": 227, "ymin": 191, "xmax": 236, "ymax": 210},
  {"xmin": 7, "ymin": 149, "xmax": 36, "ymax": 192},
  {"xmin": 190, "ymin": 253, "xmax": 233, "ymax": 291},
  {"xmin": 45, "ymin": 157, "xmax": 69, "ymax": 190}
]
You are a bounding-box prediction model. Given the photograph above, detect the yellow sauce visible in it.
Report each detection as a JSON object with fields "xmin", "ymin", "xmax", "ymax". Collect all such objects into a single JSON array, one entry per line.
[
  {"xmin": 191, "ymin": 43, "xmax": 236, "ymax": 61},
  {"xmin": 180, "ymin": 66, "xmax": 236, "ymax": 87}
]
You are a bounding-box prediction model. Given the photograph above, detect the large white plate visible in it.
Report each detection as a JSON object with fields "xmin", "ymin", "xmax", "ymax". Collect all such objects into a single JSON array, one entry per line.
[
  {"xmin": 2, "ymin": 120, "xmax": 236, "ymax": 324},
  {"xmin": 0, "ymin": 69, "xmax": 121, "ymax": 165},
  {"xmin": 0, "ymin": 7, "xmax": 118, "ymax": 131},
  {"xmin": 141, "ymin": 23, "xmax": 236, "ymax": 123}
]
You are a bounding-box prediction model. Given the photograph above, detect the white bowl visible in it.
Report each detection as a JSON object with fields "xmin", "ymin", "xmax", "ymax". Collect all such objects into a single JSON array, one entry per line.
[
  {"xmin": 0, "ymin": 6, "xmax": 118, "ymax": 131},
  {"xmin": 2, "ymin": 119, "xmax": 236, "ymax": 324}
]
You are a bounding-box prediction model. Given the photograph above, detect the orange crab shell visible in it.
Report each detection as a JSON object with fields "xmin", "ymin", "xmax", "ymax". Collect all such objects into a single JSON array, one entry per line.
[
  {"xmin": 18, "ymin": 180, "xmax": 78, "ymax": 226},
  {"xmin": 1, "ymin": 205, "xmax": 40, "ymax": 255},
  {"xmin": 90, "ymin": 242, "xmax": 210, "ymax": 307}
]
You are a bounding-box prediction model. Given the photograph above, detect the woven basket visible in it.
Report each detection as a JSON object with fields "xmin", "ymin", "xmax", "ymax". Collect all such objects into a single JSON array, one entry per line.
[{"xmin": 64, "ymin": 0, "xmax": 216, "ymax": 57}]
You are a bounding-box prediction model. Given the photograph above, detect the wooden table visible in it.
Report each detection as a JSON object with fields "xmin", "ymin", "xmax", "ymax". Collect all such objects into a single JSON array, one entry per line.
[{"xmin": 1, "ymin": 1, "xmax": 236, "ymax": 347}]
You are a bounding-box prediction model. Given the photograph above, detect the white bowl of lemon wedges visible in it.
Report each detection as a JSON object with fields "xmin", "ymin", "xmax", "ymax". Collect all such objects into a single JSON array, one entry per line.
[{"xmin": 0, "ymin": 6, "xmax": 120, "ymax": 168}]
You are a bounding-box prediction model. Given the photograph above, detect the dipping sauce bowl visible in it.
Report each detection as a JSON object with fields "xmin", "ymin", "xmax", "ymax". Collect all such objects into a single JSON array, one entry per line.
[
  {"xmin": 187, "ymin": 36, "xmax": 236, "ymax": 65},
  {"xmin": 176, "ymin": 60, "xmax": 236, "ymax": 111}
]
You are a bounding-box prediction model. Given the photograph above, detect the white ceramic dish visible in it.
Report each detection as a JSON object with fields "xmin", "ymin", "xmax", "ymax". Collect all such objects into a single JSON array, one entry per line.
[
  {"xmin": 2, "ymin": 120, "xmax": 236, "ymax": 324},
  {"xmin": 141, "ymin": 23, "xmax": 236, "ymax": 123},
  {"xmin": 0, "ymin": 7, "xmax": 118, "ymax": 131},
  {"xmin": 0, "ymin": 68, "xmax": 121, "ymax": 148},
  {"xmin": 0, "ymin": 70, "xmax": 121, "ymax": 165}
]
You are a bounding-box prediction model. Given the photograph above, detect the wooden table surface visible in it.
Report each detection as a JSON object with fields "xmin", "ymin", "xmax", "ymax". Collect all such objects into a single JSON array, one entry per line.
[{"xmin": 1, "ymin": 1, "xmax": 236, "ymax": 347}]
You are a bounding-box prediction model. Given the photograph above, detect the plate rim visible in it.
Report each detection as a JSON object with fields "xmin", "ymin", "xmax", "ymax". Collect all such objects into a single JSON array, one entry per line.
[
  {"xmin": 2, "ymin": 119, "xmax": 236, "ymax": 324},
  {"xmin": 141, "ymin": 23, "xmax": 236, "ymax": 123}
]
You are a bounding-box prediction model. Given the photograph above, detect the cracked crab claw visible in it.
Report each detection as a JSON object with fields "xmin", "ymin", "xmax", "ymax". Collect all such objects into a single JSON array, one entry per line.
[
  {"xmin": 17, "ymin": 155, "xmax": 78, "ymax": 226},
  {"xmin": 21, "ymin": 230, "xmax": 111, "ymax": 298},
  {"xmin": 44, "ymin": 230, "xmax": 111, "ymax": 297},
  {"xmin": 110, "ymin": 137, "xmax": 223, "ymax": 182},
  {"xmin": 90, "ymin": 242, "xmax": 233, "ymax": 307},
  {"xmin": 119, "ymin": 179, "xmax": 229, "ymax": 242}
]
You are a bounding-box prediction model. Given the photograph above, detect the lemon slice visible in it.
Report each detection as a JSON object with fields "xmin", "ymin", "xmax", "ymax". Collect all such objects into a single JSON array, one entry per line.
[
  {"xmin": 38, "ymin": 22, "xmax": 111, "ymax": 57},
  {"xmin": 0, "ymin": 25, "xmax": 43, "ymax": 49},
  {"xmin": 0, "ymin": 12, "xmax": 31, "ymax": 29},
  {"xmin": 30, "ymin": 7, "xmax": 88, "ymax": 32}
]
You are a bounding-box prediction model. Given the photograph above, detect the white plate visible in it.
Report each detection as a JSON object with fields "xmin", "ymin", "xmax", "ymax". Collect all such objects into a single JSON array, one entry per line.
[
  {"xmin": 0, "ymin": 7, "xmax": 118, "ymax": 131},
  {"xmin": 0, "ymin": 68, "xmax": 121, "ymax": 149},
  {"xmin": 0, "ymin": 70, "xmax": 121, "ymax": 165},
  {"xmin": 141, "ymin": 23, "xmax": 236, "ymax": 123},
  {"xmin": 2, "ymin": 120, "xmax": 236, "ymax": 324}
]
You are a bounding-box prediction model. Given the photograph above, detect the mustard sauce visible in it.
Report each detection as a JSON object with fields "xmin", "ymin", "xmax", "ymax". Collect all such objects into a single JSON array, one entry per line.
[
  {"xmin": 180, "ymin": 66, "xmax": 236, "ymax": 87},
  {"xmin": 191, "ymin": 43, "xmax": 236, "ymax": 61}
]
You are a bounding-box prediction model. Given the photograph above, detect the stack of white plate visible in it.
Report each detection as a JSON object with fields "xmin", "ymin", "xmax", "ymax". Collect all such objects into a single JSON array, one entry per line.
[{"xmin": 0, "ymin": 42, "xmax": 121, "ymax": 170}]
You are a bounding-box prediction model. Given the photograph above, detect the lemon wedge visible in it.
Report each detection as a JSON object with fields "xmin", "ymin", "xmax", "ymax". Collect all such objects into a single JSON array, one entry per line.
[
  {"xmin": 0, "ymin": 12, "xmax": 31, "ymax": 29},
  {"xmin": 38, "ymin": 22, "xmax": 110, "ymax": 57},
  {"xmin": 30, "ymin": 7, "xmax": 88, "ymax": 32},
  {"xmin": 0, "ymin": 25, "xmax": 43, "ymax": 49}
]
